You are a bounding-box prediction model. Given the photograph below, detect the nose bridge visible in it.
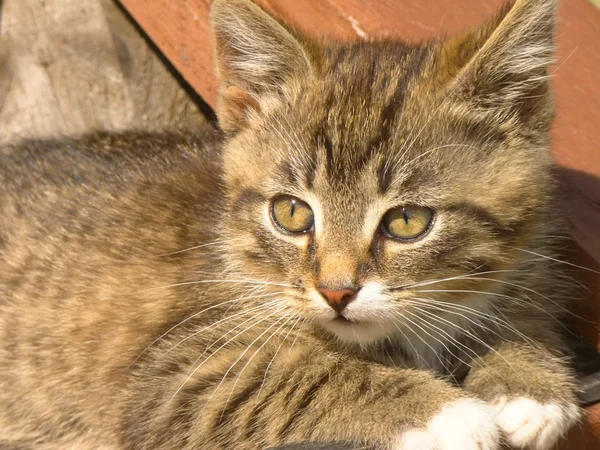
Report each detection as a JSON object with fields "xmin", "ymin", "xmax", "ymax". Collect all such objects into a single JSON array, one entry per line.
[
  {"xmin": 315, "ymin": 196, "xmax": 368, "ymax": 288},
  {"xmin": 315, "ymin": 236, "xmax": 363, "ymax": 288}
]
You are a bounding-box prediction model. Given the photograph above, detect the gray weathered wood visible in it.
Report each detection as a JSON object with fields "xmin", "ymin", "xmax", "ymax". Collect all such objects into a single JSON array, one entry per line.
[{"xmin": 0, "ymin": 0, "xmax": 212, "ymax": 144}]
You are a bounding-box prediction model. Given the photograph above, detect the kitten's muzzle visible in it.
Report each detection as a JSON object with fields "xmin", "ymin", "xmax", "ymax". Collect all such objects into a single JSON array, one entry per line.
[{"xmin": 317, "ymin": 287, "xmax": 358, "ymax": 314}]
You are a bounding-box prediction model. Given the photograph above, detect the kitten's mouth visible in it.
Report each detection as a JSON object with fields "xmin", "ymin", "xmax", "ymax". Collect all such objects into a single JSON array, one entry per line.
[
  {"xmin": 333, "ymin": 315, "xmax": 356, "ymax": 324},
  {"xmin": 320, "ymin": 314, "xmax": 389, "ymax": 345}
]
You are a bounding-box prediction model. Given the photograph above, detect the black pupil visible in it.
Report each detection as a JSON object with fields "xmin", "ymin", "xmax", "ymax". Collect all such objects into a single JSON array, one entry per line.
[
  {"xmin": 290, "ymin": 200, "xmax": 296, "ymax": 217},
  {"xmin": 402, "ymin": 209, "xmax": 409, "ymax": 224}
]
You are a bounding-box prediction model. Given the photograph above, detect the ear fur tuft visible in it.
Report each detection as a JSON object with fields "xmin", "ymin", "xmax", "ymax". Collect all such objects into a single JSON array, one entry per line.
[
  {"xmin": 445, "ymin": 0, "xmax": 557, "ymax": 122},
  {"xmin": 210, "ymin": 0, "xmax": 311, "ymax": 132}
]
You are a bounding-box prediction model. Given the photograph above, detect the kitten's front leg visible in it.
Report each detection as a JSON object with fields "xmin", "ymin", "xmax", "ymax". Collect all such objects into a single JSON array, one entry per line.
[
  {"xmin": 464, "ymin": 338, "xmax": 581, "ymax": 450},
  {"xmin": 125, "ymin": 344, "xmax": 500, "ymax": 450}
]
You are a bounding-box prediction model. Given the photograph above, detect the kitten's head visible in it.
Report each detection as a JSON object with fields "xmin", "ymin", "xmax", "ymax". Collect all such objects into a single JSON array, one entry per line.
[{"xmin": 211, "ymin": 0, "xmax": 557, "ymax": 344}]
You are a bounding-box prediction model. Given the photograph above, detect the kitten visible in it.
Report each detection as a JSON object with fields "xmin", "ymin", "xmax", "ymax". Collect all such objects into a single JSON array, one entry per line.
[{"xmin": 0, "ymin": 0, "xmax": 582, "ymax": 449}]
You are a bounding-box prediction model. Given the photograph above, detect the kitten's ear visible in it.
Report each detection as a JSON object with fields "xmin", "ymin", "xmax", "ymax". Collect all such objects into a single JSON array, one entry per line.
[
  {"xmin": 444, "ymin": 0, "xmax": 556, "ymax": 124},
  {"xmin": 210, "ymin": 0, "xmax": 311, "ymax": 132}
]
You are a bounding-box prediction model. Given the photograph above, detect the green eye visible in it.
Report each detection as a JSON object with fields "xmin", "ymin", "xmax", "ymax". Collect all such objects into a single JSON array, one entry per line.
[
  {"xmin": 271, "ymin": 195, "xmax": 314, "ymax": 234},
  {"xmin": 381, "ymin": 205, "xmax": 434, "ymax": 240}
]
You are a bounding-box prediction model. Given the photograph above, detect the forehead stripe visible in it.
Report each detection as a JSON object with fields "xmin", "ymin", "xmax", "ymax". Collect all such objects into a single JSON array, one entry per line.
[{"xmin": 233, "ymin": 188, "xmax": 266, "ymax": 211}]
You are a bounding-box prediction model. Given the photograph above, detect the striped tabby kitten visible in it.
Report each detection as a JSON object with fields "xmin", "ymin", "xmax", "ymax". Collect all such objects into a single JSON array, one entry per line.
[{"xmin": 0, "ymin": 0, "xmax": 581, "ymax": 448}]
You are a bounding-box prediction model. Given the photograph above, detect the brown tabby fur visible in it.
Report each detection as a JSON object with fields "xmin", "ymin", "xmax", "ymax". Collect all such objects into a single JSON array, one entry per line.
[{"xmin": 0, "ymin": 0, "xmax": 581, "ymax": 448}]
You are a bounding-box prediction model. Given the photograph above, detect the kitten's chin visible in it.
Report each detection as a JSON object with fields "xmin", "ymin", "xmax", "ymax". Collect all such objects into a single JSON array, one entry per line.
[{"xmin": 318, "ymin": 318, "xmax": 392, "ymax": 345}]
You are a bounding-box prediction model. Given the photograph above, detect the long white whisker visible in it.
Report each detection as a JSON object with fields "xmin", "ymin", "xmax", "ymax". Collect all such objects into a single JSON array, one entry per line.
[
  {"xmin": 135, "ymin": 278, "xmax": 292, "ymax": 294},
  {"xmin": 393, "ymin": 312, "xmax": 454, "ymax": 376},
  {"xmin": 404, "ymin": 309, "xmax": 485, "ymax": 372},
  {"xmin": 191, "ymin": 271, "xmax": 294, "ymax": 288},
  {"xmin": 390, "ymin": 319, "xmax": 430, "ymax": 368},
  {"xmin": 169, "ymin": 306, "xmax": 286, "ymax": 404},
  {"xmin": 256, "ymin": 317, "xmax": 301, "ymax": 400},
  {"xmin": 404, "ymin": 143, "xmax": 481, "ymax": 168},
  {"xmin": 403, "ymin": 297, "xmax": 541, "ymax": 350},
  {"xmin": 392, "ymin": 65, "xmax": 478, "ymax": 173},
  {"xmin": 440, "ymin": 276, "xmax": 594, "ymax": 323},
  {"xmin": 408, "ymin": 305, "xmax": 529, "ymax": 387},
  {"xmin": 273, "ymin": 318, "xmax": 305, "ymax": 388},
  {"xmin": 132, "ymin": 291, "xmax": 280, "ymax": 366},
  {"xmin": 211, "ymin": 313, "xmax": 292, "ymax": 403},
  {"xmin": 219, "ymin": 313, "xmax": 296, "ymax": 417},
  {"xmin": 408, "ymin": 308, "xmax": 516, "ymax": 387},
  {"xmin": 404, "ymin": 310, "xmax": 476, "ymax": 368},
  {"xmin": 177, "ymin": 299, "xmax": 289, "ymax": 369},
  {"xmin": 153, "ymin": 240, "xmax": 226, "ymax": 257},
  {"xmin": 415, "ymin": 288, "xmax": 586, "ymax": 329},
  {"xmin": 389, "ymin": 269, "xmax": 519, "ymax": 291},
  {"xmin": 512, "ymin": 247, "xmax": 600, "ymax": 275},
  {"xmin": 154, "ymin": 298, "xmax": 284, "ymax": 364}
]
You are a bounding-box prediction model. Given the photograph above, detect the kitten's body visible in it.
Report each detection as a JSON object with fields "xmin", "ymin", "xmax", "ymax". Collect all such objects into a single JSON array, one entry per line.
[
  {"xmin": 0, "ymin": 0, "xmax": 582, "ymax": 449},
  {"xmin": 0, "ymin": 133, "xmax": 223, "ymax": 447}
]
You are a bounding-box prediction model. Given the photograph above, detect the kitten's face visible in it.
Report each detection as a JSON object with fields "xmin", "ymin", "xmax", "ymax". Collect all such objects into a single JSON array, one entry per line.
[{"xmin": 213, "ymin": 0, "xmax": 555, "ymax": 345}]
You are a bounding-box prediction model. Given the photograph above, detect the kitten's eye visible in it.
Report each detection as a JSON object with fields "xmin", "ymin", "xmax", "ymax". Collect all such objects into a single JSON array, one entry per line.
[
  {"xmin": 380, "ymin": 205, "xmax": 434, "ymax": 240},
  {"xmin": 271, "ymin": 195, "xmax": 314, "ymax": 234}
]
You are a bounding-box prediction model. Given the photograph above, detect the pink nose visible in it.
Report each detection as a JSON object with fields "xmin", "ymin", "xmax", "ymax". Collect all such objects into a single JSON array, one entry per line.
[{"xmin": 318, "ymin": 287, "xmax": 357, "ymax": 313}]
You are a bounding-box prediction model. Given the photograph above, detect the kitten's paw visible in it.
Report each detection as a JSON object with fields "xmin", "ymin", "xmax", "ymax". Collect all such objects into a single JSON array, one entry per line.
[
  {"xmin": 491, "ymin": 396, "xmax": 580, "ymax": 450},
  {"xmin": 394, "ymin": 398, "xmax": 500, "ymax": 450}
]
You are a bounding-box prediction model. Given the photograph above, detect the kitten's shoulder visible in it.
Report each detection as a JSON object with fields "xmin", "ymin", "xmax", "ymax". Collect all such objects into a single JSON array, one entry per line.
[
  {"xmin": 0, "ymin": 129, "xmax": 224, "ymax": 260},
  {"xmin": 0, "ymin": 129, "xmax": 223, "ymax": 189}
]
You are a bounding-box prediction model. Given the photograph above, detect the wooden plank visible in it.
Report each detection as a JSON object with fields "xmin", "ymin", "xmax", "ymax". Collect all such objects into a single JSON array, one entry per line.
[
  {"xmin": 559, "ymin": 402, "xmax": 600, "ymax": 449},
  {"xmin": 0, "ymin": 0, "xmax": 211, "ymax": 144},
  {"xmin": 117, "ymin": 0, "xmax": 217, "ymax": 108}
]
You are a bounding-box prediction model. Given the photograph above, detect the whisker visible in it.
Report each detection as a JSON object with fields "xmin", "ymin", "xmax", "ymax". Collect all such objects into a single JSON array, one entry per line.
[
  {"xmin": 169, "ymin": 306, "xmax": 287, "ymax": 404},
  {"xmin": 180, "ymin": 312, "xmax": 273, "ymax": 377},
  {"xmin": 388, "ymin": 269, "xmax": 519, "ymax": 292},
  {"xmin": 415, "ymin": 287, "xmax": 591, "ymax": 323},
  {"xmin": 405, "ymin": 309, "xmax": 488, "ymax": 374},
  {"xmin": 406, "ymin": 305, "xmax": 529, "ymax": 387},
  {"xmin": 408, "ymin": 308, "xmax": 515, "ymax": 388},
  {"xmin": 404, "ymin": 143, "xmax": 481, "ymax": 168},
  {"xmin": 212, "ymin": 314, "xmax": 292, "ymax": 403},
  {"xmin": 273, "ymin": 318, "xmax": 305, "ymax": 388},
  {"xmin": 256, "ymin": 317, "xmax": 301, "ymax": 400},
  {"xmin": 404, "ymin": 309, "xmax": 477, "ymax": 371},
  {"xmin": 511, "ymin": 247, "xmax": 600, "ymax": 275},
  {"xmin": 131, "ymin": 291, "xmax": 280, "ymax": 366},
  {"xmin": 153, "ymin": 240, "xmax": 227, "ymax": 257},
  {"xmin": 218, "ymin": 313, "xmax": 296, "ymax": 416},
  {"xmin": 437, "ymin": 276, "xmax": 595, "ymax": 323},
  {"xmin": 392, "ymin": 59, "xmax": 484, "ymax": 172},
  {"xmin": 390, "ymin": 319, "xmax": 431, "ymax": 369},
  {"xmin": 191, "ymin": 270, "xmax": 294, "ymax": 288},
  {"xmin": 134, "ymin": 278, "xmax": 292, "ymax": 294},
  {"xmin": 268, "ymin": 114, "xmax": 310, "ymax": 168},
  {"xmin": 393, "ymin": 312, "xmax": 455, "ymax": 376},
  {"xmin": 403, "ymin": 297, "xmax": 542, "ymax": 350},
  {"xmin": 153, "ymin": 298, "xmax": 284, "ymax": 364}
]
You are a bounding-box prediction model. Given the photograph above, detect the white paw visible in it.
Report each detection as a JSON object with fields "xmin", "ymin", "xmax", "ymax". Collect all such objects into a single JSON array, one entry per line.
[
  {"xmin": 491, "ymin": 396, "xmax": 581, "ymax": 450},
  {"xmin": 394, "ymin": 398, "xmax": 500, "ymax": 449}
]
